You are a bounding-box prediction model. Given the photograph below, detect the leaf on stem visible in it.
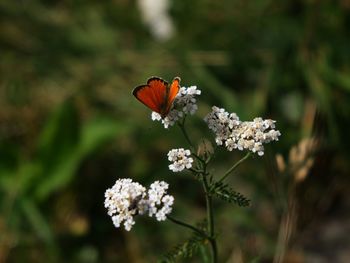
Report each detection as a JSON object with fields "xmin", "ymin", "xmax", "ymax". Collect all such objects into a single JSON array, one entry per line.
[
  {"xmin": 160, "ymin": 231, "xmax": 206, "ymax": 263},
  {"xmin": 210, "ymin": 182, "xmax": 250, "ymax": 207}
]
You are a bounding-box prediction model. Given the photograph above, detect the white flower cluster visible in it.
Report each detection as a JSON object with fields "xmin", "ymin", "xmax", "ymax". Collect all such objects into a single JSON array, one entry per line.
[
  {"xmin": 204, "ymin": 106, "xmax": 281, "ymax": 156},
  {"xmin": 146, "ymin": 181, "xmax": 174, "ymax": 221},
  {"xmin": 151, "ymin": 110, "xmax": 183, "ymax": 129},
  {"xmin": 151, "ymin": 86, "xmax": 201, "ymax": 128},
  {"xmin": 176, "ymin": 86, "xmax": 201, "ymax": 115},
  {"xmin": 104, "ymin": 178, "xmax": 174, "ymax": 231},
  {"xmin": 168, "ymin": 148, "xmax": 194, "ymax": 172}
]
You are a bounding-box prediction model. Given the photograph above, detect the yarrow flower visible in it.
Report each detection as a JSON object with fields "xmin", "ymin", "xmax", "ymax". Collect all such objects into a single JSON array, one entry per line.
[
  {"xmin": 152, "ymin": 86, "xmax": 201, "ymax": 128},
  {"xmin": 204, "ymin": 106, "xmax": 281, "ymax": 156},
  {"xmin": 146, "ymin": 181, "xmax": 174, "ymax": 221},
  {"xmin": 168, "ymin": 148, "xmax": 194, "ymax": 172},
  {"xmin": 151, "ymin": 109, "xmax": 183, "ymax": 129},
  {"xmin": 104, "ymin": 178, "xmax": 174, "ymax": 231},
  {"xmin": 176, "ymin": 86, "xmax": 201, "ymax": 115}
]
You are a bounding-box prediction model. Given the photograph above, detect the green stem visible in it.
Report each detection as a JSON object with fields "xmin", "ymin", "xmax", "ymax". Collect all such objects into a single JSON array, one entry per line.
[
  {"xmin": 201, "ymin": 165, "xmax": 218, "ymax": 263},
  {"xmin": 217, "ymin": 152, "xmax": 251, "ymax": 184},
  {"xmin": 191, "ymin": 152, "xmax": 202, "ymax": 161},
  {"xmin": 167, "ymin": 216, "xmax": 207, "ymax": 238},
  {"xmin": 177, "ymin": 116, "xmax": 218, "ymax": 262},
  {"xmin": 178, "ymin": 117, "xmax": 194, "ymax": 151}
]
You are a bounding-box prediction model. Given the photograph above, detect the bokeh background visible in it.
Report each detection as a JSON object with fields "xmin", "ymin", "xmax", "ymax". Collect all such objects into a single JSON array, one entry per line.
[{"xmin": 1, "ymin": 0, "xmax": 350, "ymax": 262}]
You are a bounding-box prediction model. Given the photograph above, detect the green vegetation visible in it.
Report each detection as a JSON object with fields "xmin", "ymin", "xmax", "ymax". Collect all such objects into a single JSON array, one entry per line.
[{"xmin": 1, "ymin": 0, "xmax": 350, "ymax": 262}]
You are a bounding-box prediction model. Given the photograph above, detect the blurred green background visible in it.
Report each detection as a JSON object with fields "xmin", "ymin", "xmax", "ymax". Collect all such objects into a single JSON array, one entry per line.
[{"xmin": 1, "ymin": 0, "xmax": 350, "ymax": 262}]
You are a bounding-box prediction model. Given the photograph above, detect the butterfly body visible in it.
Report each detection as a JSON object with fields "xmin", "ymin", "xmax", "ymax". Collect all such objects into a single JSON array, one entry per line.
[{"xmin": 133, "ymin": 76, "xmax": 180, "ymax": 118}]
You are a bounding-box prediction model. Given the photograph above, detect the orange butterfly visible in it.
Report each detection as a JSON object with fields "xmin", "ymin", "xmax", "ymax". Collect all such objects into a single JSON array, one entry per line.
[{"xmin": 133, "ymin": 76, "xmax": 181, "ymax": 118}]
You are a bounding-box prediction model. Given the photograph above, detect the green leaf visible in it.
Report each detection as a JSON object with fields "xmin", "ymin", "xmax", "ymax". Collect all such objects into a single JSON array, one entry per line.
[
  {"xmin": 36, "ymin": 99, "xmax": 80, "ymax": 166},
  {"xmin": 33, "ymin": 101, "xmax": 130, "ymax": 201},
  {"xmin": 199, "ymin": 244, "xmax": 210, "ymax": 263},
  {"xmin": 319, "ymin": 57, "xmax": 350, "ymax": 93},
  {"xmin": 211, "ymin": 182, "xmax": 251, "ymax": 207},
  {"xmin": 20, "ymin": 198, "xmax": 59, "ymax": 258},
  {"xmin": 79, "ymin": 118, "xmax": 129, "ymax": 157},
  {"xmin": 34, "ymin": 151, "xmax": 80, "ymax": 200},
  {"xmin": 160, "ymin": 232, "xmax": 206, "ymax": 263}
]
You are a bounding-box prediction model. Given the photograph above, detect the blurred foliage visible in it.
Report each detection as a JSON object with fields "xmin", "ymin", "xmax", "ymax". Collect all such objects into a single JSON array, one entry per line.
[{"xmin": 1, "ymin": 0, "xmax": 350, "ymax": 262}]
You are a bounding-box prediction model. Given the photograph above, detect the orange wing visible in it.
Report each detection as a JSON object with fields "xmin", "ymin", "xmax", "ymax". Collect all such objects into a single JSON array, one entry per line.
[
  {"xmin": 133, "ymin": 77, "xmax": 168, "ymax": 114},
  {"xmin": 165, "ymin": 77, "xmax": 181, "ymax": 114}
]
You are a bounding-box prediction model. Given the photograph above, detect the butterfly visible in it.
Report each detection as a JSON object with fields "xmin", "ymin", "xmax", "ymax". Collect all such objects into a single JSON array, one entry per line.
[{"xmin": 133, "ymin": 76, "xmax": 181, "ymax": 118}]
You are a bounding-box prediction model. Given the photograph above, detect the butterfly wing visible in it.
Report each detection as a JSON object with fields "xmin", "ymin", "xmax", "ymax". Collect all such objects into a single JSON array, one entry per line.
[
  {"xmin": 164, "ymin": 77, "xmax": 181, "ymax": 115},
  {"xmin": 133, "ymin": 77, "xmax": 168, "ymax": 114},
  {"xmin": 168, "ymin": 77, "xmax": 180, "ymax": 102}
]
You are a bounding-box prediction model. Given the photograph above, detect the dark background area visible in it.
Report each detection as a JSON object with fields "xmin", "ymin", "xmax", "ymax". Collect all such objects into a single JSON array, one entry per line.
[{"xmin": 1, "ymin": 0, "xmax": 350, "ymax": 262}]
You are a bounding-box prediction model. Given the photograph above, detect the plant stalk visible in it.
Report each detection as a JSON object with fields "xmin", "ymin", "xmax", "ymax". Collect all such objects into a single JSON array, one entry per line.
[
  {"xmin": 200, "ymin": 158, "xmax": 218, "ymax": 262},
  {"xmin": 217, "ymin": 152, "xmax": 251, "ymax": 184},
  {"xmin": 202, "ymin": 173, "xmax": 218, "ymax": 263},
  {"xmin": 178, "ymin": 118, "xmax": 218, "ymax": 262},
  {"xmin": 178, "ymin": 117, "xmax": 194, "ymax": 151},
  {"xmin": 167, "ymin": 216, "xmax": 208, "ymax": 237}
]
